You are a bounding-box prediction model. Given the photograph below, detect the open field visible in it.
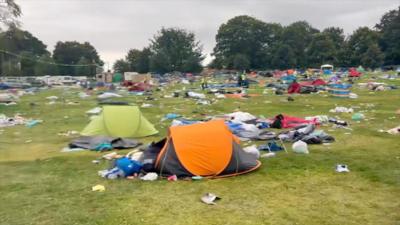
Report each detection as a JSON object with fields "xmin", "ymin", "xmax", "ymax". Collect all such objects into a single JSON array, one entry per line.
[{"xmin": 0, "ymin": 74, "xmax": 399, "ymax": 225}]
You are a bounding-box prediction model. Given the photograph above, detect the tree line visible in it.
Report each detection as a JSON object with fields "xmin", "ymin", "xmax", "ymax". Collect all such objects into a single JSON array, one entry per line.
[{"xmin": 0, "ymin": 0, "xmax": 399, "ymax": 76}]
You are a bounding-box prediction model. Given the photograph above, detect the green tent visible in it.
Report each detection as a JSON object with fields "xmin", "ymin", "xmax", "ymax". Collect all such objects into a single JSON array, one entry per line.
[
  {"xmin": 81, "ymin": 105, "xmax": 158, "ymax": 138},
  {"xmin": 113, "ymin": 73, "xmax": 123, "ymax": 83}
]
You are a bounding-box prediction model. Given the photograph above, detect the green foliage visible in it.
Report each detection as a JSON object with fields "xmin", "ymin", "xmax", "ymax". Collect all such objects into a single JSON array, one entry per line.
[
  {"xmin": 0, "ymin": 27, "xmax": 49, "ymax": 76},
  {"xmin": 360, "ymin": 44, "xmax": 384, "ymax": 69},
  {"xmin": 213, "ymin": 15, "xmax": 282, "ymax": 69},
  {"xmin": 149, "ymin": 27, "xmax": 204, "ymax": 73},
  {"xmin": 52, "ymin": 41, "xmax": 103, "ymax": 76},
  {"xmin": 34, "ymin": 54, "xmax": 58, "ymax": 75},
  {"xmin": 307, "ymin": 33, "xmax": 337, "ymax": 67},
  {"xmin": 112, "ymin": 59, "xmax": 130, "ymax": 73},
  {"xmin": 75, "ymin": 57, "xmax": 92, "ymax": 76},
  {"xmin": 270, "ymin": 44, "xmax": 296, "ymax": 69},
  {"xmin": 346, "ymin": 27, "xmax": 382, "ymax": 67},
  {"xmin": 125, "ymin": 47, "xmax": 151, "ymax": 73},
  {"xmin": 232, "ymin": 53, "xmax": 250, "ymax": 70},
  {"xmin": 376, "ymin": 6, "xmax": 400, "ymax": 65}
]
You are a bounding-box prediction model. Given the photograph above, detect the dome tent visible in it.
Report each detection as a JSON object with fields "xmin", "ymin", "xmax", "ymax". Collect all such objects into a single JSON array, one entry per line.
[
  {"xmin": 81, "ymin": 105, "xmax": 158, "ymax": 138},
  {"xmin": 143, "ymin": 120, "xmax": 261, "ymax": 178}
]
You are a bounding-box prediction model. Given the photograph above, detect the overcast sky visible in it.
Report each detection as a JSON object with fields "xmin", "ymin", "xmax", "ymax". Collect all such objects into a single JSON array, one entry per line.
[{"xmin": 17, "ymin": 0, "xmax": 399, "ymax": 68}]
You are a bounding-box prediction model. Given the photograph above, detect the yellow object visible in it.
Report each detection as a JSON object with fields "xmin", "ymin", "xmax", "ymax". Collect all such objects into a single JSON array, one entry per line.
[{"xmin": 92, "ymin": 185, "xmax": 105, "ymax": 192}]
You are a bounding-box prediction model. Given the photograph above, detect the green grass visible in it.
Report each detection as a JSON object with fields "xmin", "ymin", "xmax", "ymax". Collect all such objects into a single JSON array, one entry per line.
[{"xmin": 0, "ymin": 74, "xmax": 399, "ymax": 225}]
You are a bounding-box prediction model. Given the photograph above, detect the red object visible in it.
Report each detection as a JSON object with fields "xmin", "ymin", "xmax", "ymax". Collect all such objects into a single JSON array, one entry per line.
[
  {"xmin": 299, "ymin": 79, "xmax": 327, "ymax": 86},
  {"xmin": 349, "ymin": 68, "xmax": 361, "ymax": 77},
  {"xmin": 274, "ymin": 115, "xmax": 318, "ymax": 129},
  {"xmin": 288, "ymin": 82, "xmax": 301, "ymax": 94},
  {"xmin": 167, "ymin": 175, "xmax": 178, "ymax": 181},
  {"xmin": 123, "ymin": 81, "xmax": 152, "ymax": 92}
]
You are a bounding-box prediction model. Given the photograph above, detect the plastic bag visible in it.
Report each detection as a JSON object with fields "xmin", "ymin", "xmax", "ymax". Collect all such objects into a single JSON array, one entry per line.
[{"xmin": 292, "ymin": 140, "xmax": 309, "ymax": 154}]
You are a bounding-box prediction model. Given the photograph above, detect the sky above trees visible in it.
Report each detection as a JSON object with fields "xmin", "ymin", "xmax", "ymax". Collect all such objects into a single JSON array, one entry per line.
[{"xmin": 15, "ymin": 0, "xmax": 400, "ymax": 66}]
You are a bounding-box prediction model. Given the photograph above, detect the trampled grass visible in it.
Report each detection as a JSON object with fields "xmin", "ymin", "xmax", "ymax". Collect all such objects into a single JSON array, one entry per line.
[{"xmin": 0, "ymin": 75, "xmax": 399, "ymax": 225}]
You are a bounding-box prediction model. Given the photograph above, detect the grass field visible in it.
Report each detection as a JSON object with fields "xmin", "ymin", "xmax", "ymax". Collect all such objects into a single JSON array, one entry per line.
[{"xmin": 0, "ymin": 74, "xmax": 399, "ymax": 225}]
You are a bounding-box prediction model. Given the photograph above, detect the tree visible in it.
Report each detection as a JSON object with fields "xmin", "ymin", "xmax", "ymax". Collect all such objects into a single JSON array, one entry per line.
[
  {"xmin": 346, "ymin": 27, "xmax": 381, "ymax": 67},
  {"xmin": 125, "ymin": 47, "xmax": 151, "ymax": 73},
  {"xmin": 281, "ymin": 21, "xmax": 319, "ymax": 68},
  {"xmin": 376, "ymin": 6, "xmax": 400, "ymax": 65},
  {"xmin": 0, "ymin": 0, "xmax": 21, "ymax": 30},
  {"xmin": 270, "ymin": 43, "xmax": 296, "ymax": 69},
  {"xmin": 136, "ymin": 47, "xmax": 151, "ymax": 73},
  {"xmin": 113, "ymin": 59, "xmax": 130, "ymax": 73},
  {"xmin": 360, "ymin": 44, "xmax": 384, "ymax": 69},
  {"xmin": 0, "ymin": 27, "xmax": 49, "ymax": 75},
  {"xmin": 52, "ymin": 41, "xmax": 103, "ymax": 76},
  {"xmin": 75, "ymin": 57, "xmax": 92, "ymax": 75},
  {"xmin": 125, "ymin": 49, "xmax": 141, "ymax": 71},
  {"xmin": 232, "ymin": 54, "xmax": 250, "ymax": 70},
  {"xmin": 307, "ymin": 33, "xmax": 337, "ymax": 67},
  {"xmin": 34, "ymin": 54, "xmax": 58, "ymax": 75},
  {"xmin": 149, "ymin": 27, "xmax": 203, "ymax": 73},
  {"xmin": 213, "ymin": 15, "xmax": 282, "ymax": 69}
]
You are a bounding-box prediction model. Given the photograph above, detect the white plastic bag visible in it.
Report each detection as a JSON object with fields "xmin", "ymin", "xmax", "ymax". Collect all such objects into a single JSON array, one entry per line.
[{"xmin": 292, "ymin": 140, "xmax": 309, "ymax": 154}]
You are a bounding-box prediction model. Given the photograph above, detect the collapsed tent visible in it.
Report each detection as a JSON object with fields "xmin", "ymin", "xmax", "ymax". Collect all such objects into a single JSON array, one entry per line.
[
  {"xmin": 288, "ymin": 81, "xmax": 301, "ymax": 94},
  {"xmin": 270, "ymin": 114, "xmax": 318, "ymax": 129},
  {"xmin": 81, "ymin": 105, "xmax": 158, "ymax": 138},
  {"xmin": 142, "ymin": 120, "xmax": 261, "ymax": 178}
]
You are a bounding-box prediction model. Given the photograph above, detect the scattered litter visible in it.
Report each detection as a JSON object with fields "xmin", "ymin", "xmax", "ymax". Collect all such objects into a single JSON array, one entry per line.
[
  {"xmin": 92, "ymin": 185, "xmax": 105, "ymax": 192},
  {"xmin": 165, "ymin": 113, "xmax": 181, "ymax": 120},
  {"xmin": 187, "ymin": 91, "xmax": 205, "ymax": 99},
  {"xmin": 46, "ymin": 96, "xmax": 58, "ymax": 100},
  {"xmin": 97, "ymin": 92, "xmax": 122, "ymax": 99},
  {"xmin": 25, "ymin": 120, "xmax": 42, "ymax": 128},
  {"xmin": 61, "ymin": 147, "xmax": 85, "ymax": 152},
  {"xmin": 141, "ymin": 103, "xmax": 153, "ymax": 108},
  {"xmin": 86, "ymin": 107, "xmax": 102, "ymax": 115},
  {"xmin": 201, "ymin": 193, "xmax": 221, "ymax": 205},
  {"xmin": 329, "ymin": 107, "xmax": 353, "ymax": 113},
  {"xmin": 292, "ymin": 140, "xmax": 309, "ymax": 154},
  {"xmin": 192, "ymin": 176, "xmax": 203, "ymax": 180},
  {"xmin": 243, "ymin": 145, "xmax": 260, "ymax": 158},
  {"xmin": 351, "ymin": 113, "xmax": 365, "ymax": 121},
  {"xmin": 335, "ymin": 164, "xmax": 350, "ymax": 173},
  {"xmin": 260, "ymin": 152, "xmax": 276, "ymax": 158},
  {"xmin": 140, "ymin": 172, "xmax": 158, "ymax": 181},
  {"xmin": 167, "ymin": 175, "xmax": 178, "ymax": 181},
  {"xmin": 387, "ymin": 126, "xmax": 400, "ymax": 135}
]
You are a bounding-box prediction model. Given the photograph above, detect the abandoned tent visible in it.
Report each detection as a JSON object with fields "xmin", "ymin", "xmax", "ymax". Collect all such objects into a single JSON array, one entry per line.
[
  {"xmin": 81, "ymin": 105, "xmax": 158, "ymax": 138},
  {"xmin": 141, "ymin": 120, "xmax": 261, "ymax": 178}
]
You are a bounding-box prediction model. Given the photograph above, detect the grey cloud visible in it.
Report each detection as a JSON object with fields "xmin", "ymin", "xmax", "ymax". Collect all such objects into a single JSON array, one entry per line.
[{"xmin": 17, "ymin": 0, "xmax": 399, "ymax": 65}]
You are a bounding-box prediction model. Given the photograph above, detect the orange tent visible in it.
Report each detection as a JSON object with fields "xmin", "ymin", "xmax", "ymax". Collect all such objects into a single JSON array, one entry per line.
[{"xmin": 154, "ymin": 120, "xmax": 261, "ymax": 178}]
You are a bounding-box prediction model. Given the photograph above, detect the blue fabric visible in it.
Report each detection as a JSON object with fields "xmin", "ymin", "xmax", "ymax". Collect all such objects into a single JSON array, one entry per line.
[
  {"xmin": 258, "ymin": 141, "xmax": 284, "ymax": 151},
  {"xmin": 115, "ymin": 157, "xmax": 142, "ymax": 177},
  {"xmin": 165, "ymin": 113, "xmax": 181, "ymax": 119},
  {"xmin": 208, "ymin": 83, "xmax": 239, "ymax": 89},
  {"xmin": 94, "ymin": 143, "xmax": 112, "ymax": 151}
]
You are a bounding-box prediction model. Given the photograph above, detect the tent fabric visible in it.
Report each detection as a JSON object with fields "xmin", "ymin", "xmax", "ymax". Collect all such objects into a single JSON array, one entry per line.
[
  {"xmin": 69, "ymin": 136, "xmax": 141, "ymax": 150},
  {"xmin": 299, "ymin": 79, "xmax": 327, "ymax": 87},
  {"xmin": 81, "ymin": 105, "xmax": 158, "ymax": 138},
  {"xmin": 328, "ymin": 84, "xmax": 352, "ymax": 98},
  {"xmin": 349, "ymin": 68, "xmax": 362, "ymax": 77},
  {"xmin": 271, "ymin": 114, "xmax": 318, "ymax": 129},
  {"xmin": 288, "ymin": 82, "xmax": 301, "ymax": 94},
  {"xmin": 154, "ymin": 120, "xmax": 261, "ymax": 178}
]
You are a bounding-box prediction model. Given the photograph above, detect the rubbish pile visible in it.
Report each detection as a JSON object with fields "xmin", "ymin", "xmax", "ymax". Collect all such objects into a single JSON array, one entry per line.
[{"xmin": 0, "ymin": 114, "xmax": 42, "ymax": 128}]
